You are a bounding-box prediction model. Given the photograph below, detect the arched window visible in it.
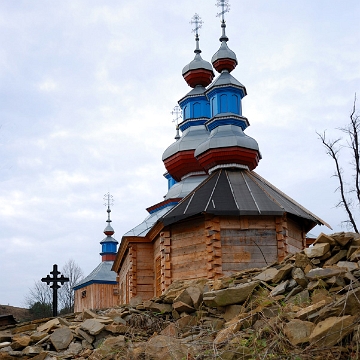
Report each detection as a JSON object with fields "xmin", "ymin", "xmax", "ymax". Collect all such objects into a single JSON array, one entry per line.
[
  {"xmin": 211, "ymin": 97, "xmax": 217, "ymax": 116},
  {"xmin": 193, "ymin": 102, "xmax": 201, "ymax": 118},
  {"xmin": 183, "ymin": 105, "xmax": 188, "ymax": 120},
  {"xmin": 231, "ymin": 94, "xmax": 239, "ymax": 114},
  {"xmin": 220, "ymin": 94, "xmax": 228, "ymax": 113}
]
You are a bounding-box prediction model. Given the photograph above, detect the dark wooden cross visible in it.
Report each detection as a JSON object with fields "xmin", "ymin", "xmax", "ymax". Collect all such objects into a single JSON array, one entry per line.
[{"xmin": 41, "ymin": 264, "xmax": 69, "ymax": 317}]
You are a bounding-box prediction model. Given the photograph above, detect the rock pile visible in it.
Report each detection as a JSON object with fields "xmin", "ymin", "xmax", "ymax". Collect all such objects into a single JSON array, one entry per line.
[{"xmin": 2, "ymin": 232, "xmax": 360, "ymax": 359}]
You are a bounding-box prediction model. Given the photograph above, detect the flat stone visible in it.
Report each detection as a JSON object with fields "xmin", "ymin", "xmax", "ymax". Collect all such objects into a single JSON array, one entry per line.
[
  {"xmin": 76, "ymin": 328, "xmax": 95, "ymax": 343},
  {"xmin": 203, "ymin": 282, "xmax": 258, "ymax": 307},
  {"xmin": 10, "ymin": 334, "xmax": 31, "ymax": 350},
  {"xmin": 145, "ymin": 335, "xmax": 189, "ymax": 360},
  {"xmin": 294, "ymin": 300, "xmax": 327, "ymax": 320},
  {"xmin": 287, "ymin": 289, "xmax": 309, "ymax": 305},
  {"xmin": 272, "ymin": 264, "xmax": 293, "ymax": 283},
  {"xmin": 172, "ymin": 301, "xmax": 195, "ymax": 313},
  {"xmin": 306, "ymin": 267, "xmax": 345, "ymax": 280},
  {"xmin": 214, "ymin": 325, "xmax": 238, "ymax": 345},
  {"xmin": 314, "ymin": 232, "xmax": 337, "ymax": 246},
  {"xmin": 341, "ymin": 287, "xmax": 360, "ymax": 316},
  {"xmin": 81, "ymin": 319, "xmax": 105, "ymax": 336},
  {"xmin": 37, "ymin": 318, "xmax": 60, "ymax": 333},
  {"xmin": 347, "ymin": 245, "xmax": 360, "ymax": 259},
  {"xmin": 319, "ymin": 251, "xmax": 332, "ymax": 261},
  {"xmin": 83, "ymin": 309, "xmax": 98, "ymax": 319},
  {"xmin": 324, "ymin": 250, "xmax": 347, "ymax": 266},
  {"xmin": 331, "ymin": 232, "xmax": 356, "ymax": 246},
  {"xmin": 291, "ymin": 267, "xmax": 308, "ymax": 288},
  {"xmin": 262, "ymin": 306, "xmax": 281, "ymax": 318},
  {"xmin": 12, "ymin": 324, "xmax": 37, "ymax": 334},
  {"xmin": 311, "ymin": 258, "xmax": 321, "ymax": 265},
  {"xmin": 176, "ymin": 315, "xmax": 197, "ymax": 331},
  {"xmin": 284, "ymin": 285, "xmax": 303, "ymax": 301},
  {"xmin": 58, "ymin": 318, "xmax": 71, "ymax": 327},
  {"xmin": 350, "ymin": 248, "xmax": 360, "ymax": 261},
  {"xmin": 50, "ymin": 327, "xmax": 73, "ymax": 351},
  {"xmin": 223, "ymin": 305, "xmax": 243, "ymax": 322},
  {"xmin": 287, "ymin": 278, "xmax": 298, "ymax": 291},
  {"xmin": 294, "ymin": 253, "xmax": 312, "ymax": 270},
  {"xmin": 30, "ymin": 331, "xmax": 48, "ymax": 343},
  {"xmin": 63, "ymin": 342, "xmax": 83, "ymax": 357},
  {"xmin": 253, "ymin": 268, "xmax": 280, "ymax": 282},
  {"xmin": 270, "ymin": 280, "xmax": 289, "ymax": 297},
  {"xmin": 202, "ymin": 317, "xmax": 224, "ymax": 331},
  {"xmin": 325, "ymin": 276, "xmax": 346, "ymax": 287},
  {"xmin": 309, "ymin": 315, "xmax": 355, "ymax": 347},
  {"xmin": 307, "ymin": 279, "xmax": 328, "ymax": 290},
  {"xmin": 173, "ymin": 289, "xmax": 193, "ymax": 307},
  {"xmin": 90, "ymin": 336, "xmax": 126, "ymax": 359},
  {"xmin": 160, "ymin": 323, "xmax": 178, "ymax": 337},
  {"xmin": 22, "ymin": 346, "xmax": 43, "ymax": 356},
  {"xmin": 337, "ymin": 261, "xmax": 358, "ymax": 271},
  {"xmin": 146, "ymin": 302, "xmax": 172, "ymax": 314},
  {"xmin": 284, "ymin": 319, "xmax": 315, "ymax": 345},
  {"xmin": 104, "ymin": 324, "xmax": 130, "ymax": 334},
  {"xmin": 304, "ymin": 243, "xmax": 330, "ymax": 258},
  {"xmin": 0, "ymin": 342, "xmax": 11, "ymax": 349},
  {"xmin": 186, "ymin": 286, "xmax": 203, "ymax": 309}
]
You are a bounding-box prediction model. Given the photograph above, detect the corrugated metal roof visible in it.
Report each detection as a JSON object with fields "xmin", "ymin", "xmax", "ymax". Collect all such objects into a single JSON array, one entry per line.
[
  {"xmin": 73, "ymin": 261, "xmax": 117, "ymax": 290},
  {"xmin": 161, "ymin": 169, "xmax": 329, "ymax": 227}
]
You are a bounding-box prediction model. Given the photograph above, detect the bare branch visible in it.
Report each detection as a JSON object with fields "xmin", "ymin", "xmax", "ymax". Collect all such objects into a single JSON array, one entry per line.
[{"xmin": 316, "ymin": 130, "xmax": 359, "ymax": 233}]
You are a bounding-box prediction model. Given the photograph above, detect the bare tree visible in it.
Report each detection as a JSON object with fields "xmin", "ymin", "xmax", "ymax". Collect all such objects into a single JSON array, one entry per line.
[
  {"xmin": 317, "ymin": 94, "xmax": 359, "ymax": 232},
  {"xmin": 58, "ymin": 259, "xmax": 84, "ymax": 313},
  {"xmin": 25, "ymin": 259, "xmax": 83, "ymax": 316},
  {"xmin": 25, "ymin": 280, "xmax": 52, "ymax": 307},
  {"xmin": 25, "ymin": 281, "xmax": 52, "ymax": 319}
]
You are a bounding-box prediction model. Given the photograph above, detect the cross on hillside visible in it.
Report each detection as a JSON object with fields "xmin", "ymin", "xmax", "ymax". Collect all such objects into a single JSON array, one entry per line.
[{"xmin": 41, "ymin": 264, "xmax": 69, "ymax": 316}]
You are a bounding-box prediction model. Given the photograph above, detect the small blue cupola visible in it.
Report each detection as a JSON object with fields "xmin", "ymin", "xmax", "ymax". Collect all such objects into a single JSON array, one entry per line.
[{"xmin": 100, "ymin": 193, "xmax": 118, "ymax": 261}]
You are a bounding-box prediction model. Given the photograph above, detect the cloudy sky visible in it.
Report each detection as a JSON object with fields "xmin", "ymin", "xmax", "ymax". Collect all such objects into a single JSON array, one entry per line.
[{"xmin": 1, "ymin": 0, "xmax": 359, "ymax": 307}]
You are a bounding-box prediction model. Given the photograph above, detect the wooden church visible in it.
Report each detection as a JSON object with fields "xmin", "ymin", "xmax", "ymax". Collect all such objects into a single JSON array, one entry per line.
[
  {"xmin": 73, "ymin": 194, "xmax": 119, "ymax": 311},
  {"xmin": 111, "ymin": 5, "xmax": 329, "ymax": 305}
]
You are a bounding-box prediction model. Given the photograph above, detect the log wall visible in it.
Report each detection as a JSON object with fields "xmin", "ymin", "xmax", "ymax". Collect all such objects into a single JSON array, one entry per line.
[
  {"xmin": 286, "ymin": 217, "xmax": 306, "ymax": 254},
  {"xmin": 220, "ymin": 216, "xmax": 278, "ymax": 276},
  {"xmin": 118, "ymin": 250, "xmax": 132, "ymax": 304},
  {"xmin": 170, "ymin": 218, "xmax": 208, "ymax": 282},
  {"xmin": 74, "ymin": 283, "xmax": 119, "ymax": 312},
  {"xmin": 136, "ymin": 243, "xmax": 154, "ymax": 301}
]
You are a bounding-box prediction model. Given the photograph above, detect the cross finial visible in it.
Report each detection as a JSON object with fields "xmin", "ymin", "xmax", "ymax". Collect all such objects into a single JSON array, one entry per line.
[
  {"xmin": 190, "ymin": 13, "xmax": 203, "ymax": 37},
  {"xmin": 171, "ymin": 105, "xmax": 182, "ymax": 127},
  {"xmin": 103, "ymin": 192, "xmax": 114, "ymax": 210},
  {"xmin": 190, "ymin": 13, "xmax": 203, "ymax": 54},
  {"xmin": 103, "ymin": 192, "xmax": 114, "ymax": 222},
  {"xmin": 216, "ymin": 0, "xmax": 230, "ymax": 22},
  {"xmin": 171, "ymin": 105, "xmax": 182, "ymax": 141}
]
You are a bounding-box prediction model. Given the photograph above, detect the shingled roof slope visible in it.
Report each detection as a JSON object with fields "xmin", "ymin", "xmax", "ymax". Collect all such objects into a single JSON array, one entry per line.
[
  {"xmin": 73, "ymin": 261, "xmax": 117, "ymax": 290},
  {"xmin": 161, "ymin": 169, "xmax": 330, "ymax": 228}
]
